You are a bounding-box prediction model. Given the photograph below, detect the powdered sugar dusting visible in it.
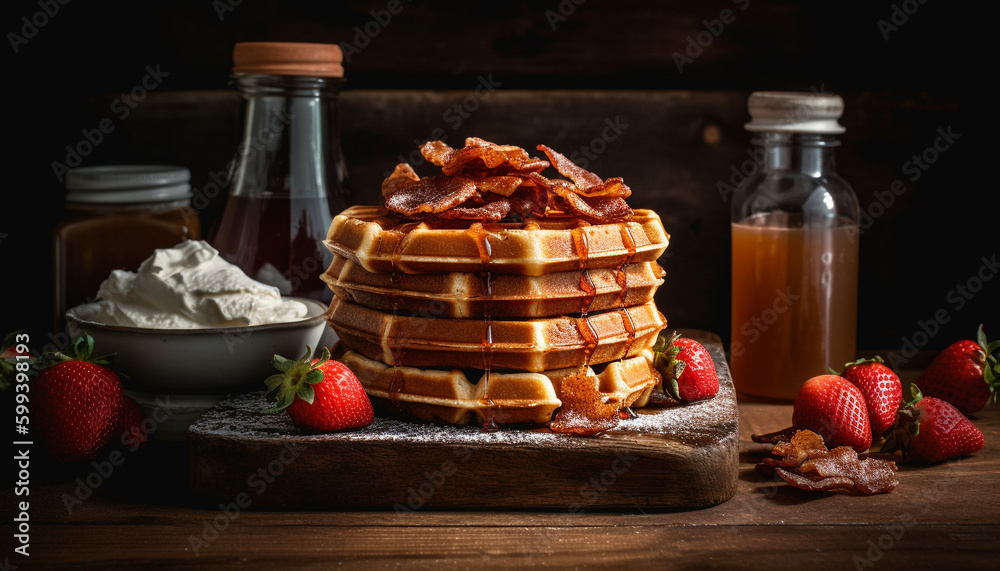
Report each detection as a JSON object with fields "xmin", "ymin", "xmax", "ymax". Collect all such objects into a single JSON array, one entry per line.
[{"xmin": 189, "ymin": 331, "xmax": 738, "ymax": 448}]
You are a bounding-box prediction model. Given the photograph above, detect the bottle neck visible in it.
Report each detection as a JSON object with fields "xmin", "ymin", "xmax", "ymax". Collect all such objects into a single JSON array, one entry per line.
[
  {"xmin": 752, "ymin": 132, "xmax": 839, "ymax": 177},
  {"xmin": 227, "ymin": 74, "xmax": 347, "ymax": 200}
]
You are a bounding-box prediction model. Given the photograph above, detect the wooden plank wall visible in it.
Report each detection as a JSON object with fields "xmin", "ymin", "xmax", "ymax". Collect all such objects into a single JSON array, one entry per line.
[{"xmin": 4, "ymin": 1, "xmax": 987, "ymax": 355}]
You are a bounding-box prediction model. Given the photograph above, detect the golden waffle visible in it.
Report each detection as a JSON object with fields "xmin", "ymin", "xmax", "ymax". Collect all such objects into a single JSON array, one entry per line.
[
  {"xmin": 324, "ymin": 205, "xmax": 669, "ymax": 276},
  {"xmin": 334, "ymin": 345, "xmax": 660, "ymax": 426},
  {"xmin": 321, "ymin": 254, "xmax": 665, "ymax": 319},
  {"xmin": 327, "ymin": 296, "xmax": 666, "ymax": 372}
]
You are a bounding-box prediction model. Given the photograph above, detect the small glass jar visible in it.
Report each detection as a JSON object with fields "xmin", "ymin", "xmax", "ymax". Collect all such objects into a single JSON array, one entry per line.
[
  {"xmin": 729, "ymin": 92, "xmax": 860, "ymax": 401},
  {"xmin": 53, "ymin": 165, "xmax": 201, "ymax": 329}
]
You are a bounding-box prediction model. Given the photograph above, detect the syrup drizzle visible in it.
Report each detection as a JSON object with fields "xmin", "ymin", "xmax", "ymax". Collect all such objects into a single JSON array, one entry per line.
[
  {"xmin": 471, "ymin": 224, "xmax": 498, "ymax": 431},
  {"xmin": 616, "ymin": 224, "xmax": 637, "ymax": 360},
  {"xmin": 387, "ymin": 230, "xmax": 407, "ymax": 407},
  {"xmin": 620, "ymin": 306, "xmax": 636, "ymax": 359},
  {"xmin": 577, "ymin": 314, "xmax": 600, "ymax": 368},
  {"xmin": 570, "ymin": 224, "xmax": 590, "ymax": 270},
  {"xmin": 579, "ymin": 269, "xmax": 596, "ymax": 315},
  {"xmin": 572, "ymin": 223, "xmax": 598, "ymax": 371}
]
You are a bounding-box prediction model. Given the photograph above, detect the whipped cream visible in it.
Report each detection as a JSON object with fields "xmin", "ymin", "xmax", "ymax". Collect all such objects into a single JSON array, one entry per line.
[{"xmin": 93, "ymin": 240, "xmax": 309, "ymax": 328}]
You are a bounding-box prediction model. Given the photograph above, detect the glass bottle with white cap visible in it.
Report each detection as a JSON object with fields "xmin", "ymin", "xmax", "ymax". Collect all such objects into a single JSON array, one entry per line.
[
  {"xmin": 729, "ymin": 91, "xmax": 861, "ymax": 401},
  {"xmin": 53, "ymin": 165, "xmax": 202, "ymax": 330}
]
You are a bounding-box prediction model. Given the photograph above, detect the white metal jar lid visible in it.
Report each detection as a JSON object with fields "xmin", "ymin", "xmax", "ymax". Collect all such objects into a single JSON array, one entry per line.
[
  {"xmin": 744, "ymin": 91, "xmax": 846, "ymax": 134},
  {"xmin": 65, "ymin": 165, "xmax": 192, "ymax": 203}
]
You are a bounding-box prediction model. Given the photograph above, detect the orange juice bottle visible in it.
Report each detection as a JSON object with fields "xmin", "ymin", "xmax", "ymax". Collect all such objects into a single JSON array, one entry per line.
[{"xmin": 729, "ymin": 92, "xmax": 860, "ymax": 401}]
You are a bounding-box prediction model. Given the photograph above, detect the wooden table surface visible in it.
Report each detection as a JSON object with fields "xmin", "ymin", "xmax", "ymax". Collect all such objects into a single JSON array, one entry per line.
[{"xmin": 5, "ymin": 369, "xmax": 998, "ymax": 570}]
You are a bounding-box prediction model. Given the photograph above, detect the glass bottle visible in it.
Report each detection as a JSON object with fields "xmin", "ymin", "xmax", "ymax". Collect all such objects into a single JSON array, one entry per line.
[
  {"xmin": 729, "ymin": 91, "xmax": 860, "ymax": 401},
  {"xmin": 208, "ymin": 42, "xmax": 350, "ymax": 302},
  {"xmin": 53, "ymin": 165, "xmax": 201, "ymax": 330}
]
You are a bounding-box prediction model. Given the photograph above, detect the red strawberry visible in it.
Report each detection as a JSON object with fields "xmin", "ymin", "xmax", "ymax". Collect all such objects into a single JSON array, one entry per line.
[
  {"xmin": 839, "ymin": 356, "xmax": 902, "ymax": 437},
  {"xmin": 915, "ymin": 324, "xmax": 999, "ymax": 414},
  {"xmin": 118, "ymin": 396, "xmax": 149, "ymax": 450},
  {"xmin": 792, "ymin": 374, "xmax": 872, "ymax": 452},
  {"xmin": 1, "ymin": 330, "xmax": 32, "ymax": 391},
  {"xmin": 882, "ymin": 386, "xmax": 984, "ymax": 463},
  {"xmin": 653, "ymin": 331, "xmax": 719, "ymax": 402},
  {"xmin": 34, "ymin": 334, "xmax": 126, "ymax": 463},
  {"xmin": 266, "ymin": 346, "xmax": 374, "ymax": 431}
]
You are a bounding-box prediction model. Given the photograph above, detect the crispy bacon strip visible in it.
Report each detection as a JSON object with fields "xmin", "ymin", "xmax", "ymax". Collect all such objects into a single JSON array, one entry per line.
[
  {"xmin": 755, "ymin": 429, "xmax": 898, "ymax": 495},
  {"xmin": 382, "ymin": 163, "xmax": 421, "ymax": 199},
  {"xmin": 431, "ymin": 199, "xmax": 512, "ymax": 222},
  {"xmin": 384, "ymin": 175, "xmax": 479, "ymax": 216},
  {"xmin": 537, "ymin": 145, "xmax": 632, "ymax": 198},
  {"xmin": 386, "ymin": 139, "xmax": 636, "ymax": 223},
  {"xmin": 420, "ymin": 138, "xmax": 550, "ymax": 177},
  {"xmin": 471, "ymin": 176, "xmax": 526, "ymax": 197},
  {"xmin": 529, "ymin": 173, "xmax": 633, "ymax": 223},
  {"xmin": 537, "ymin": 144, "xmax": 603, "ymax": 188}
]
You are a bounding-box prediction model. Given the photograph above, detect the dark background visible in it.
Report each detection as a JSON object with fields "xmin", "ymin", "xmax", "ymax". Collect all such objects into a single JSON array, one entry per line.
[{"xmin": 2, "ymin": 0, "xmax": 992, "ymax": 358}]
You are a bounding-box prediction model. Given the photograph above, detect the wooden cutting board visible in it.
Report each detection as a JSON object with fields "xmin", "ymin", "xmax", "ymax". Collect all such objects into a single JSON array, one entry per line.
[{"xmin": 187, "ymin": 329, "xmax": 738, "ymax": 509}]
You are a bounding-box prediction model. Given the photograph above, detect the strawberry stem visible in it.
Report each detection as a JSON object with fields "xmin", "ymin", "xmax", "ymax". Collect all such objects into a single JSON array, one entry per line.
[
  {"xmin": 41, "ymin": 333, "xmax": 114, "ymax": 368},
  {"xmin": 976, "ymin": 324, "xmax": 1000, "ymax": 405},
  {"xmin": 265, "ymin": 346, "xmax": 329, "ymax": 414},
  {"xmin": 881, "ymin": 384, "xmax": 924, "ymax": 459},
  {"xmin": 839, "ymin": 355, "xmax": 885, "ymax": 376},
  {"xmin": 651, "ymin": 330, "xmax": 685, "ymax": 401}
]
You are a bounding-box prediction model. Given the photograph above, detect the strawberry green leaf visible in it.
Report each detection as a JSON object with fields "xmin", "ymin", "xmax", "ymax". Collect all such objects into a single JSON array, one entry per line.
[
  {"xmin": 305, "ymin": 369, "xmax": 325, "ymax": 385},
  {"xmin": 264, "ymin": 374, "xmax": 285, "ymax": 391},
  {"xmin": 272, "ymin": 354, "xmax": 296, "ymax": 372},
  {"xmin": 2, "ymin": 331, "xmax": 21, "ymax": 353},
  {"xmin": 266, "ymin": 390, "xmax": 296, "ymax": 414},
  {"xmin": 296, "ymin": 383, "xmax": 315, "ymax": 404},
  {"xmin": 265, "ymin": 345, "xmax": 329, "ymax": 415}
]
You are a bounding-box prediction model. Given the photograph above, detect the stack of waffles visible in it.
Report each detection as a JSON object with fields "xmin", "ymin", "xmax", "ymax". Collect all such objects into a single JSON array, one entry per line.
[{"xmin": 321, "ymin": 138, "xmax": 670, "ymax": 431}]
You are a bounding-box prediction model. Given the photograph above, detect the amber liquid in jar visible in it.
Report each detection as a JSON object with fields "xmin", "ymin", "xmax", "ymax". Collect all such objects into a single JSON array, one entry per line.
[
  {"xmin": 730, "ymin": 212, "xmax": 858, "ymax": 401},
  {"xmin": 53, "ymin": 200, "xmax": 201, "ymax": 328}
]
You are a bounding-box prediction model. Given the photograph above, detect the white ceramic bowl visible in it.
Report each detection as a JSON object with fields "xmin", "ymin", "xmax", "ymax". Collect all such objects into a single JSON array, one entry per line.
[{"xmin": 65, "ymin": 297, "xmax": 330, "ymax": 393}]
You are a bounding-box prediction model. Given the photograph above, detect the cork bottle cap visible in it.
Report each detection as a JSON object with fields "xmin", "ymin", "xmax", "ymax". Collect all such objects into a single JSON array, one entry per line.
[
  {"xmin": 745, "ymin": 91, "xmax": 845, "ymax": 134},
  {"xmin": 232, "ymin": 42, "xmax": 344, "ymax": 77}
]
